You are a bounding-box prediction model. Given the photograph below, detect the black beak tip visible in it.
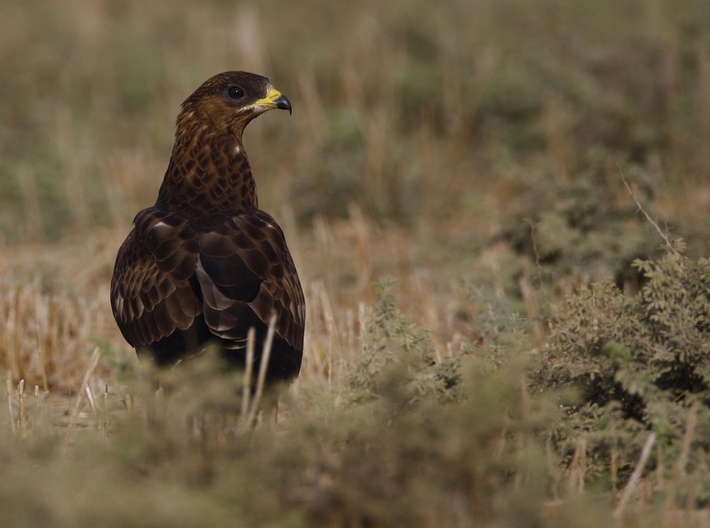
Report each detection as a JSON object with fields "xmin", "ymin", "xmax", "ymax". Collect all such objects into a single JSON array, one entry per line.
[{"xmin": 275, "ymin": 95, "xmax": 292, "ymax": 115}]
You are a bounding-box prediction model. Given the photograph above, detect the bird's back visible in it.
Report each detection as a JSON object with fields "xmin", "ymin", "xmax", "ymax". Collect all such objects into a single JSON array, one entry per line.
[{"xmin": 111, "ymin": 205, "xmax": 304, "ymax": 381}]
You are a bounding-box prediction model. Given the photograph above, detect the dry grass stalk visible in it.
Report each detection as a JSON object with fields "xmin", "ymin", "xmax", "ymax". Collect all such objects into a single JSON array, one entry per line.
[
  {"xmin": 611, "ymin": 450, "xmax": 618, "ymax": 505},
  {"xmin": 6, "ymin": 287, "xmax": 21, "ymax": 383},
  {"xmin": 492, "ymin": 426, "xmax": 508, "ymax": 462},
  {"xmin": 348, "ymin": 203, "xmax": 372, "ymax": 301},
  {"xmin": 303, "ymin": 281, "xmax": 337, "ymax": 385},
  {"xmin": 244, "ymin": 315, "xmax": 276, "ymax": 429},
  {"xmin": 102, "ymin": 385, "xmax": 109, "ymax": 437},
  {"xmin": 676, "ymin": 403, "xmax": 698, "ymax": 480},
  {"xmin": 546, "ymin": 437, "xmax": 561, "ymax": 501},
  {"xmin": 0, "ymin": 279, "xmax": 105, "ymax": 392},
  {"xmin": 662, "ymin": 402, "xmax": 699, "ymax": 522},
  {"xmin": 413, "ymin": 270, "xmax": 443, "ymax": 361},
  {"xmin": 313, "ymin": 216, "xmax": 336, "ymax": 298},
  {"xmin": 17, "ymin": 379, "xmax": 26, "ymax": 437},
  {"xmin": 16, "ymin": 168, "xmax": 43, "ymax": 243},
  {"xmin": 6, "ymin": 377, "xmax": 15, "ymax": 435},
  {"xmin": 619, "ymin": 167, "xmax": 678, "ymax": 255},
  {"xmin": 567, "ymin": 438, "xmax": 587, "ymax": 495},
  {"xmin": 85, "ymin": 386, "xmax": 98, "ymax": 424},
  {"xmin": 317, "ymin": 282, "xmax": 342, "ymax": 391},
  {"xmin": 240, "ymin": 327, "xmax": 256, "ymax": 420},
  {"xmin": 62, "ymin": 347, "xmax": 101, "ymax": 453},
  {"xmin": 614, "ymin": 431, "xmax": 657, "ymax": 519}
]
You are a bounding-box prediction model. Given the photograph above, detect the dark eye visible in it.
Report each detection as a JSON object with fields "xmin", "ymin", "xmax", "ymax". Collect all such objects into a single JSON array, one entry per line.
[{"xmin": 228, "ymin": 86, "xmax": 244, "ymax": 99}]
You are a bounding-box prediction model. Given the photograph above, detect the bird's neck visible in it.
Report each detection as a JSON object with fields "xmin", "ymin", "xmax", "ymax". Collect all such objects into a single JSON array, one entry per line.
[{"xmin": 157, "ymin": 124, "xmax": 258, "ymax": 218}]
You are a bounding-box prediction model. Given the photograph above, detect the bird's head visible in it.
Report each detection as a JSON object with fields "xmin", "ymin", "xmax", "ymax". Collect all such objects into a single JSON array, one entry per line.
[{"xmin": 177, "ymin": 71, "xmax": 292, "ymax": 139}]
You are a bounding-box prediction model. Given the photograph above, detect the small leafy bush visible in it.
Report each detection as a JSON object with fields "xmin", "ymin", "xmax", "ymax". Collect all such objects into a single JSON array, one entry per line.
[
  {"xmin": 499, "ymin": 167, "xmax": 661, "ymax": 286},
  {"xmin": 537, "ymin": 247, "xmax": 710, "ymax": 497}
]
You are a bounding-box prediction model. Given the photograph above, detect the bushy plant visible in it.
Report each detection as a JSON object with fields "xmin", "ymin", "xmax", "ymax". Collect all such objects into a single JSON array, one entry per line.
[
  {"xmin": 306, "ymin": 284, "xmax": 559, "ymax": 526},
  {"xmin": 537, "ymin": 246, "xmax": 710, "ymax": 498},
  {"xmin": 499, "ymin": 167, "xmax": 662, "ymax": 286},
  {"xmin": 0, "ymin": 286, "xmax": 569, "ymax": 528}
]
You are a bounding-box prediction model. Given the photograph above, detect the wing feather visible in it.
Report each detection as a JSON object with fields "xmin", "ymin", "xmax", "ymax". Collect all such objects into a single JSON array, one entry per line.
[
  {"xmin": 196, "ymin": 209, "xmax": 305, "ymax": 351},
  {"xmin": 111, "ymin": 207, "xmax": 305, "ymax": 369},
  {"xmin": 110, "ymin": 209, "xmax": 202, "ymax": 348}
]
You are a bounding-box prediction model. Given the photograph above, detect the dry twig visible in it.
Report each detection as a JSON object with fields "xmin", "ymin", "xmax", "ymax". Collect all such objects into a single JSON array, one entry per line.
[{"xmin": 614, "ymin": 431, "xmax": 657, "ymax": 518}]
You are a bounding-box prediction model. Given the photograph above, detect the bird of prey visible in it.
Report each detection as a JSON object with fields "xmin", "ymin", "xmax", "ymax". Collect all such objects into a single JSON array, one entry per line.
[{"xmin": 110, "ymin": 71, "xmax": 305, "ymax": 383}]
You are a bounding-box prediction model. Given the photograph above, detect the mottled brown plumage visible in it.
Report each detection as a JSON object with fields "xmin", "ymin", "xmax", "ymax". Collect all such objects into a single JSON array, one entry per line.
[{"xmin": 110, "ymin": 71, "xmax": 305, "ymax": 381}]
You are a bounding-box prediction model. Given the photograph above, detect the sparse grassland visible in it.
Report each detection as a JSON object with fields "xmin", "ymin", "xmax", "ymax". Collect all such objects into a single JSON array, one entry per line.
[{"xmin": 2, "ymin": 0, "xmax": 710, "ymax": 526}]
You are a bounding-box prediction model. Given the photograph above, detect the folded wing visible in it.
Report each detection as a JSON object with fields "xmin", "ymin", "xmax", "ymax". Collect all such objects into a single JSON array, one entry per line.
[
  {"xmin": 110, "ymin": 208, "xmax": 305, "ymax": 379},
  {"xmin": 196, "ymin": 210, "xmax": 305, "ymax": 351}
]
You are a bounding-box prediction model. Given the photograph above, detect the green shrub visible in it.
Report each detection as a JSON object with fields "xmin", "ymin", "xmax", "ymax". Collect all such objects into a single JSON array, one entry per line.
[{"xmin": 538, "ymin": 247, "xmax": 710, "ymax": 498}]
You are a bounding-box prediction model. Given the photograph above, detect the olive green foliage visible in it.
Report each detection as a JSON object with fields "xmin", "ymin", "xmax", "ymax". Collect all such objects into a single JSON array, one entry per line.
[
  {"xmin": 538, "ymin": 247, "xmax": 710, "ymax": 496},
  {"xmin": 3, "ymin": 0, "xmax": 710, "ymax": 238},
  {"xmin": 0, "ymin": 288, "xmax": 561, "ymax": 528},
  {"xmin": 302, "ymin": 287, "xmax": 557, "ymax": 526},
  {"xmin": 347, "ymin": 280, "xmax": 441, "ymax": 403},
  {"xmin": 499, "ymin": 168, "xmax": 662, "ymax": 284}
]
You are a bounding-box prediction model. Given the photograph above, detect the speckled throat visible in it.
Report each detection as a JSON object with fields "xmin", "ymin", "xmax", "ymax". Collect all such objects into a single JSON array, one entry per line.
[{"xmin": 156, "ymin": 116, "xmax": 257, "ymax": 220}]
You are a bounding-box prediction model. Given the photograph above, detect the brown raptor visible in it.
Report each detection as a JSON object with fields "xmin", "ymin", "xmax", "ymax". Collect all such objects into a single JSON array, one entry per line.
[{"xmin": 110, "ymin": 71, "xmax": 305, "ymax": 382}]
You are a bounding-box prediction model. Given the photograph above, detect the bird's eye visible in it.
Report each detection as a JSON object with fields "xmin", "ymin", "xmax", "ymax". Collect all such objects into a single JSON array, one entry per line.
[{"xmin": 228, "ymin": 86, "xmax": 244, "ymax": 99}]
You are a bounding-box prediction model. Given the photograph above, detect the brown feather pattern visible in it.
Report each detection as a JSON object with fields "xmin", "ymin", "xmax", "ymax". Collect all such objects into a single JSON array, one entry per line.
[{"xmin": 110, "ymin": 71, "xmax": 304, "ymax": 381}]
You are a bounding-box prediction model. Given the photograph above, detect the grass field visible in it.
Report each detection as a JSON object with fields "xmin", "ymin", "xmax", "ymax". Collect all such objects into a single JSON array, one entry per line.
[{"xmin": 3, "ymin": 0, "xmax": 710, "ymax": 526}]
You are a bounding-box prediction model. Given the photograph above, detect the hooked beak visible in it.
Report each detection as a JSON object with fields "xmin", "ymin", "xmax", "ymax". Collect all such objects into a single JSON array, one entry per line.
[
  {"xmin": 274, "ymin": 94, "xmax": 292, "ymax": 114},
  {"xmin": 254, "ymin": 87, "xmax": 292, "ymax": 115}
]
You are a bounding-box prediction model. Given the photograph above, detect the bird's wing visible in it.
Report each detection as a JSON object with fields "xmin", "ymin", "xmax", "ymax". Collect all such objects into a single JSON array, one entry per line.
[
  {"xmin": 110, "ymin": 209, "xmax": 202, "ymax": 348},
  {"xmin": 196, "ymin": 210, "xmax": 305, "ymax": 351}
]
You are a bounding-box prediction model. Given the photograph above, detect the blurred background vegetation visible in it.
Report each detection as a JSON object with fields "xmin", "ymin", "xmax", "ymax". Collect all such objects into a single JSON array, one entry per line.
[
  {"xmin": 2, "ymin": 0, "xmax": 710, "ymax": 525},
  {"xmin": 4, "ymin": 0, "xmax": 710, "ymax": 240}
]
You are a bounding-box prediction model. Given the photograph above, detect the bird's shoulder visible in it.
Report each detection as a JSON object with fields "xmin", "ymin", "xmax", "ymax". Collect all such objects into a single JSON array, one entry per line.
[
  {"xmin": 110, "ymin": 207, "xmax": 202, "ymax": 346},
  {"xmin": 117, "ymin": 206, "xmax": 291, "ymax": 276},
  {"xmin": 196, "ymin": 207, "xmax": 299, "ymax": 300}
]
